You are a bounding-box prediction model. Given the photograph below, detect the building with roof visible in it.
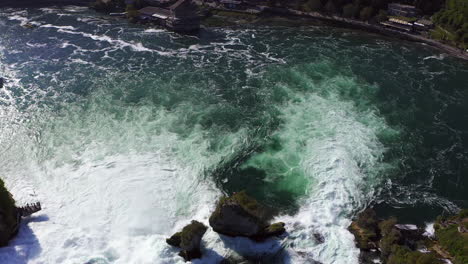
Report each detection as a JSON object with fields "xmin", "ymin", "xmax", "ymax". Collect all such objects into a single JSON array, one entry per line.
[{"xmin": 138, "ymin": 0, "xmax": 200, "ymax": 31}]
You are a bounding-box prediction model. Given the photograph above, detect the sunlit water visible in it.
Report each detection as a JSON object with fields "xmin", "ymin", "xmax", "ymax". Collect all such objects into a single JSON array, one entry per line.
[{"xmin": 0, "ymin": 6, "xmax": 467, "ymax": 264}]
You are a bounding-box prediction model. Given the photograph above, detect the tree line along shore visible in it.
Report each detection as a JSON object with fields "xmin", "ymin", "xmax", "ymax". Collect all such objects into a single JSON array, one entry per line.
[
  {"xmin": 0, "ymin": 0, "xmax": 466, "ymax": 59},
  {"xmin": 87, "ymin": 0, "xmax": 467, "ymax": 59}
]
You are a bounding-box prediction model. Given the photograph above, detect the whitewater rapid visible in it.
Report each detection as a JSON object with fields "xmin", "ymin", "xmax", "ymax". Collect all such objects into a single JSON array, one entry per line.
[{"xmin": 1, "ymin": 5, "xmax": 466, "ymax": 264}]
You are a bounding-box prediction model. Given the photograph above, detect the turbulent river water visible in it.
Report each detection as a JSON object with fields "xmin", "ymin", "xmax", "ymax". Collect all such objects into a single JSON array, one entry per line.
[{"xmin": 0, "ymin": 6, "xmax": 467, "ymax": 264}]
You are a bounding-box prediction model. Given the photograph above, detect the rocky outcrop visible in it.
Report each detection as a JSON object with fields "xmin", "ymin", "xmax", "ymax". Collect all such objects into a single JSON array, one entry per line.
[
  {"xmin": 166, "ymin": 220, "xmax": 208, "ymax": 261},
  {"xmin": 209, "ymin": 191, "xmax": 286, "ymax": 240},
  {"xmin": 349, "ymin": 208, "xmax": 465, "ymax": 264},
  {"xmin": 434, "ymin": 209, "xmax": 468, "ymax": 264},
  {"xmin": 348, "ymin": 208, "xmax": 379, "ymax": 251},
  {"xmin": 18, "ymin": 202, "xmax": 42, "ymax": 218},
  {"xmin": 0, "ymin": 179, "xmax": 19, "ymax": 247}
]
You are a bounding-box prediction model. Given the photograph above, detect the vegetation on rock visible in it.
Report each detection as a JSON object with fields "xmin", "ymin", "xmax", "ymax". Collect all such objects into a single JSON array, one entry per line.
[
  {"xmin": 387, "ymin": 245, "xmax": 441, "ymax": 264},
  {"xmin": 350, "ymin": 208, "xmax": 444, "ymax": 264},
  {"xmin": 263, "ymin": 222, "xmax": 286, "ymax": 237},
  {"xmin": 0, "ymin": 178, "xmax": 18, "ymax": 247},
  {"xmin": 432, "ymin": 0, "xmax": 468, "ymax": 49},
  {"xmin": 166, "ymin": 220, "xmax": 208, "ymax": 261},
  {"xmin": 348, "ymin": 208, "xmax": 379, "ymax": 250},
  {"xmin": 209, "ymin": 191, "xmax": 285, "ymax": 240},
  {"xmin": 434, "ymin": 209, "xmax": 468, "ymax": 264}
]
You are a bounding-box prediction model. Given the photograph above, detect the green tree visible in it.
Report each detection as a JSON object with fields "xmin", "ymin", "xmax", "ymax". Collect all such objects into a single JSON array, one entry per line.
[{"xmin": 432, "ymin": 0, "xmax": 468, "ymax": 48}]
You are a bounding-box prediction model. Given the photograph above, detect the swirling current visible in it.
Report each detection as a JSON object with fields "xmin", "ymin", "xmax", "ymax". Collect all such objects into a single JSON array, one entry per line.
[{"xmin": 0, "ymin": 6, "xmax": 467, "ymax": 264}]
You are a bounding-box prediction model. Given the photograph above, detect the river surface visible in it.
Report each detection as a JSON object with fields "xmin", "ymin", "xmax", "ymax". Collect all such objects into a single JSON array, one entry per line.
[{"xmin": 0, "ymin": 6, "xmax": 467, "ymax": 264}]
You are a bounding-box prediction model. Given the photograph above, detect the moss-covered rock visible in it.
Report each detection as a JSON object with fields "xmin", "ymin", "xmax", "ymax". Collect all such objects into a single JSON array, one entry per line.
[
  {"xmin": 166, "ymin": 220, "xmax": 208, "ymax": 261},
  {"xmin": 209, "ymin": 191, "xmax": 268, "ymax": 238},
  {"xmin": 0, "ymin": 178, "xmax": 19, "ymax": 247},
  {"xmin": 349, "ymin": 209, "xmax": 380, "ymax": 251},
  {"xmin": 166, "ymin": 232, "xmax": 181, "ymax": 247},
  {"xmin": 209, "ymin": 191, "xmax": 286, "ymax": 240},
  {"xmin": 349, "ymin": 209, "xmax": 448, "ymax": 264},
  {"xmin": 387, "ymin": 245, "xmax": 442, "ymax": 264},
  {"xmin": 262, "ymin": 222, "xmax": 286, "ymax": 237},
  {"xmin": 434, "ymin": 210, "xmax": 468, "ymax": 264}
]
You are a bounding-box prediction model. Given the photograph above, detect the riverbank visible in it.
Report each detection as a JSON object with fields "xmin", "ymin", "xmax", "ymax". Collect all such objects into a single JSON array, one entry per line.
[
  {"xmin": 271, "ymin": 7, "xmax": 468, "ymax": 61},
  {"xmin": 205, "ymin": 5, "xmax": 468, "ymax": 61},
  {"xmin": 350, "ymin": 208, "xmax": 468, "ymax": 264}
]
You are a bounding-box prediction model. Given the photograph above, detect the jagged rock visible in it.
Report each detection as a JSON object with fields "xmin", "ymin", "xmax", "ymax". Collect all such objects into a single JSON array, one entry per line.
[
  {"xmin": 349, "ymin": 208, "xmax": 453, "ymax": 264},
  {"xmin": 349, "ymin": 209, "xmax": 379, "ymax": 251},
  {"xmin": 209, "ymin": 191, "xmax": 286, "ymax": 240},
  {"xmin": 18, "ymin": 202, "xmax": 42, "ymax": 217},
  {"xmin": 313, "ymin": 233, "xmax": 325, "ymax": 244},
  {"xmin": 262, "ymin": 222, "xmax": 286, "ymax": 237},
  {"xmin": 434, "ymin": 209, "xmax": 468, "ymax": 264},
  {"xmin": 0, "ymin": 179, "xmax": 19, "ymax": 247},
  {"xmin": 166, "ymin": 220, "xmax": 207, "ymax": 261},
  {"xmin": 166, "ymin": 231, "xmax": 181, "ymax": 247},
  {"xmin": 0, "ymin": 77, "xmax": 3, "ymax": 88},
  {"xmin": 209, "ymin": 191, "xmax": 267, "ymax": 237}
]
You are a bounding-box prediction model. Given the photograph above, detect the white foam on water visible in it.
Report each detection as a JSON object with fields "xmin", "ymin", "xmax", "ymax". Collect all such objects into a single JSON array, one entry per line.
[
  {"xmin": 229, "ymin": 69, "xmax": 393, "ymax": 263},
  {"xmin": 7, "ymin": 15, "xmax": 29, "ymax": 26},
  {"xmin": 423, "ymin": 222, "xmax": 435, "ymax": 238},
  {"xmin": 1, "ymin": 153, "xmax": 219, "ymax": 264},
  {"xmin": 143, "ymin": 29, "xmax": 166, "ymax": 33},
  {"xmin": 0, "ymin": 10, "xmax": 422, "ymax": 263},
  {"xmin": 41, "ymin": 24, "xmax": 77, "ymax": 31},
  {"xmin": 54, "ymin": 29, "xmax": 175, "ymax": 56},
  {"xmin": 395, "ymin": 224, "xmax": 418, "ymax": 230},
  {"xmin": 0, "ymin": 77, "xmax": 256, "ymax": 263},
  {"xmin": 0, "ymin": 108, "xmax": 227, "ymax": 263},
  {"xmin": 278, "ymin": 95, "xmax": 387, "ymax": 263}
]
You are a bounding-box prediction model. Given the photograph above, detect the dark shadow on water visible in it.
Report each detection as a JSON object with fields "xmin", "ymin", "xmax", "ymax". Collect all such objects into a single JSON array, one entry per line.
[
  {"xmin": 0, "ymin": 214, "xmax": 45, "ymax": 264},
  {"xmin": 216, "ymin": 233, "xmax": 292, "ymax": 264}
]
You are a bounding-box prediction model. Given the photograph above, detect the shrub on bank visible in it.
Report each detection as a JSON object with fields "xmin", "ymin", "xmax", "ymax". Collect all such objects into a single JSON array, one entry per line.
[{"xmin": 434, "ymin": 210, "xmax": 468, "ymax": 264}]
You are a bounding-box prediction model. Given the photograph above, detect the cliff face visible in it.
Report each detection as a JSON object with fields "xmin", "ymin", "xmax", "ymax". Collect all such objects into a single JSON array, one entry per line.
[{"xmin": 0, "ymin": 179, "xmax": 19, "ymax": 247}]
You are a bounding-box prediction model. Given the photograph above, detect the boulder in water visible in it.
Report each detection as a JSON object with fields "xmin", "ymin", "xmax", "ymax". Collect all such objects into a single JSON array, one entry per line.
[
  {"xmin": 0, "ymin": 179, "xmax": 19, "ymax": 247},
  {"xmin": 209, "ymin": 191, "xmax": 286, "ymax": 240},
  {"xmin": 166, "ymin": 220, "xmax": 208, "ymax": 261},
  {"xmin": 262, "ymin": 222, "xmax": 286, "ymax": 237}
]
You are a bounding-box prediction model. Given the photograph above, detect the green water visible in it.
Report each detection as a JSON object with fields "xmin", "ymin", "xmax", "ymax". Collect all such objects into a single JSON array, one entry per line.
[{"xmin": 0, "ymin": 6, "xmax": 467, "ymax": 264}]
